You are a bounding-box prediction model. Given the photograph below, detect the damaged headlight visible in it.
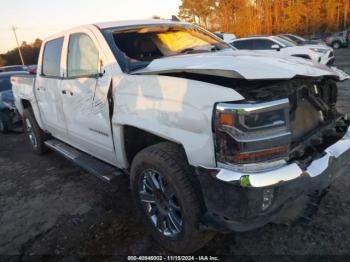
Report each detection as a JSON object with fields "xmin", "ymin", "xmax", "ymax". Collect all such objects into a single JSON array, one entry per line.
[{"xmin": 214, "ymin": 99, "xmax": 291, "ymax": 172}]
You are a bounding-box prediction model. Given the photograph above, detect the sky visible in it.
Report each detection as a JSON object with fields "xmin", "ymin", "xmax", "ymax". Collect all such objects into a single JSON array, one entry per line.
[{"xmin": 0, "ymin": 0, "xmax": 182, "ymax": 54}]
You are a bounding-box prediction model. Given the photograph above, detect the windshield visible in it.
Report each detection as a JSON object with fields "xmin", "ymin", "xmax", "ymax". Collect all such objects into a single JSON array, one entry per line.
[
  {"xmin": 286, "ymin": 34, "xmax": 306, "ymax": 43},
  {"xmin": 273, "ymin": 36, "xmax": 296, "ymax": 47},
  {"xmin": 103, "ymin": 24, "xmax": 232, "ymax": 71},
  {"xmin": 292, "ymin": 35, "xmax": 306, "ymax": 41},
  {"xmin": 278, "ymin": 35, "xmax": 298, "ymax": 45}
]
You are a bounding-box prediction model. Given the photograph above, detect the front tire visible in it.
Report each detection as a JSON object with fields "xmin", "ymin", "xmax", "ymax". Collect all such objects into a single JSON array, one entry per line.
[
  {"xmin": 130, "ymin": 142, "xmax": 214, "ymax": 254},
  {"xmin": 23, "ymin": 108, "xmax": 48, "ymax": 155}
]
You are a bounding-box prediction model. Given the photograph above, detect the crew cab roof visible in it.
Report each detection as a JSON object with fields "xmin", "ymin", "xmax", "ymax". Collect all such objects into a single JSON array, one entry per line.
[
  {"xmin": 95, "ymin": 19, "xmax": 188, "ymax": 29},
  {"xmin": 43, "ymin": 20, "xmax": 191, "ymax": 42}
]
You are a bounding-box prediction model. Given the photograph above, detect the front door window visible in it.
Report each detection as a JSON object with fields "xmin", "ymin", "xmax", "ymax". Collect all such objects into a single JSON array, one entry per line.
[{"xmin": 67, "ymin": 33, "xmax": 99, "ymax": 78}]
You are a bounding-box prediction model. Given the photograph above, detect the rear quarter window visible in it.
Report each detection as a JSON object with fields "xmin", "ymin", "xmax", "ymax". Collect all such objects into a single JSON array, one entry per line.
[
  {"xmin": 253, "ymin": 39, "xmax": 275, "ymax": 49},
  {"xmin": 42, "ymin": 37, "xmax": 64, "ymax": 77}
]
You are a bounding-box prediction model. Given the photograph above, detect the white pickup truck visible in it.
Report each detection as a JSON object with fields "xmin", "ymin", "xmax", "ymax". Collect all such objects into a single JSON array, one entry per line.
[{"xmin": 11, "ymin": 20, "xmax": 350, "ymax": 254}]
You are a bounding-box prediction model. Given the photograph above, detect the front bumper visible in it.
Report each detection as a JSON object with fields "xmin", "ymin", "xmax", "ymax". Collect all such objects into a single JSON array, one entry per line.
[{"xmin": 197, "ymin": 127, "xmax": 350, "ymax": 232}]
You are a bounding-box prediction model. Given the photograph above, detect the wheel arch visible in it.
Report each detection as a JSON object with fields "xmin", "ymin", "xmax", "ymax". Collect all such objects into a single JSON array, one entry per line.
[
  {"xmin": 122, "ymin": 125, "xmax": 187, "ymax": 167},
  {"xmin": 20, "ymin": 99, "xmax": 45, "ymax": 131},
  {"xmin": 21, "ymin": 99, "xmax": 32, "ymax": 109}
]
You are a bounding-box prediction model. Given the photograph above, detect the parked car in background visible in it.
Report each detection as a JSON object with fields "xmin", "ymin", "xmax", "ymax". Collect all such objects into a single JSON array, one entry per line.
[
  {"xmin": 311, "ymin": 32, "xmax": 332, "ymax": 42},
  {"xmin": 0, "ymin": 65, "xmax": 28, "ymax": 73},
  {"xmin": 325, "ymin": 30, "xmax": 350, "ymax": 49},
  {"xmin": 232, "ymin": 36, "xmax": 335, "ymax": 65},
  {"xmin": 278, "ymin": 34, "xmax": 324, "ymax": 45},
  {"xmin": 213, "ymin": 32, "xmax": 236, "ymax": 43},
  {"xmin": 0, "ymin": 71, "xmax": 28, "ymax": 133},
  {"xmin": 27, "ymin": 65, "xmax": 38, "ymax": 74}
]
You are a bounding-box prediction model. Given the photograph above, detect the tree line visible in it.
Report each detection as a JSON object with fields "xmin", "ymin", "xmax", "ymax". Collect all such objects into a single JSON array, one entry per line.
[
  {"xmin": 179, "ymin": 0, "xmax": 350, "ymax": 37},
  {"xmin": 0, "ymin": 39, "xmax": 42, "ymax": 67},
  {"xmin": 2, "ymin": 1, "xmax": 349, "ymax": 66}
]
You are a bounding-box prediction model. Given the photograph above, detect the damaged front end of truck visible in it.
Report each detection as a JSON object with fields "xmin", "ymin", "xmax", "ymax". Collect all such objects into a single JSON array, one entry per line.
[
  {"xmin": 199, "ymin": 75, "xmax": 350, "ymax": 232},
  {"xmin": 135, "ymin": 60, "xmax": 350, "ymax": 231},
  {"xmin": 110, "ymin": 20, "xmax": 350, "ymax": 231}
]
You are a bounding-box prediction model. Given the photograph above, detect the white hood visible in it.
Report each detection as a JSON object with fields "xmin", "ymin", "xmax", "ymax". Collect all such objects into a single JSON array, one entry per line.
[{"xmin": 133, "ymin": 50, "xmax": 340, "ymax": 80}]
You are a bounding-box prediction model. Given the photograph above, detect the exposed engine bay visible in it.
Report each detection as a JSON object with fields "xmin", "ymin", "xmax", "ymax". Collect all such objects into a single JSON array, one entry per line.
[{"xmin": 161, "ymin": 72, "xmax": 350, "ymax": 168}]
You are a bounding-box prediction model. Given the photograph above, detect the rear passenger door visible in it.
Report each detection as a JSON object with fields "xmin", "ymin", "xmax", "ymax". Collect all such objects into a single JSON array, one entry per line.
[
  {"xmin": 232, "ymin": 40, "xmax": 254, "ymax": 50},
  {"xmin": 60, "ymin": 29, "xmax": 117, "ymax": 165},
  {"xmin": 252, "ymin": 39, "xmax": 277, "ymax": 50},
  {"xmin": 36, "ymin": 37, "xmax": 68, "ymax": 140}
]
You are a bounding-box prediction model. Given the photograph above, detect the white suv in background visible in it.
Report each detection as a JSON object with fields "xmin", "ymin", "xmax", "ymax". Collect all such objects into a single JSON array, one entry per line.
[{"xmin": 232, "ymin": 36, "xmax": 335, "ymax": 65}]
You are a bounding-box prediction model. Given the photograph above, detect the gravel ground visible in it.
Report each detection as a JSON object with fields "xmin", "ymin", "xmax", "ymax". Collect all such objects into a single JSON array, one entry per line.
[{"xmin": 0, "ymin": 49, "xmax": 350, "ymax": 260}]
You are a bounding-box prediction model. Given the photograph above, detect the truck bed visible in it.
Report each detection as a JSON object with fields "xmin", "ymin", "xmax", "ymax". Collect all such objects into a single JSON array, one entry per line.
[{"xmin": 11, "ymin": 74, "xmax": 36, "ymax": 115}]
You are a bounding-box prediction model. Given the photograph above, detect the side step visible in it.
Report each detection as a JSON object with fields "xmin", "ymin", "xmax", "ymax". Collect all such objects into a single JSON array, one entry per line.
[{"xmin": 44, "ymin": 139, "xmax": 125, "ymax": 184}]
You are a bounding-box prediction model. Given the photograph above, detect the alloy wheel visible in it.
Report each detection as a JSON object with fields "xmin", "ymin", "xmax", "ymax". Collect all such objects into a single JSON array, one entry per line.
[
  {"xmin": 138, "ymin": 169, "xmax": 183, "ymax": 238},
  {"xmin": 25, "ymin": 118, "xmax": 37, "ymax": 148},
  {"xmin": 333, "ymin": 42, "xmax": 340, "ymax": 49}
]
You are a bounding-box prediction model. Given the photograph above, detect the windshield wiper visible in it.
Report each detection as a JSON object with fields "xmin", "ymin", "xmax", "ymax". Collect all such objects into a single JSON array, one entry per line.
[
  {"xmin": 177, "ymin": 47, "xmax": 217, "ymax": 55},
  {"xmin": 179, "ymin": 48, "xmax": 195, "ymax": 54}
]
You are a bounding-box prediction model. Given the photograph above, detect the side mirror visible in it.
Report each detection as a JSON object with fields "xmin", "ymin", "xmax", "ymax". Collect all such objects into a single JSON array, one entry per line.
[{"xmin": 271, "ymin": 44, "xmax": 281, "ymax": 51}]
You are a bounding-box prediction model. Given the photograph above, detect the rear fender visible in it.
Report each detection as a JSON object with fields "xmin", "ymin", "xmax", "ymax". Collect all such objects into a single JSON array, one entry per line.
[{"xmin": 11, "ymin": 76, "xmax": 45, "ymax": 130}]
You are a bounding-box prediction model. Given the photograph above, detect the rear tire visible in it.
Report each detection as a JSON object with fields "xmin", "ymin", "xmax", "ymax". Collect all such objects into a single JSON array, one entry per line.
[
  {"xmin": 130, "ymin": 142, "xmax": 214, "ymax": 254},
  {"xmin": 23, "ymin": 108, "xmax": 48, "ymax": 155},
  {"xmin": 0, "ymin": 119, "xmax": 8, "ymax": 134}
]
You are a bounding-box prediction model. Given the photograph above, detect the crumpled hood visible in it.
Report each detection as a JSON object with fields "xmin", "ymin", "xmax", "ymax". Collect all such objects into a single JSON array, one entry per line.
[{"xmin": 132, "ymin": 50, "xmax": 340, "ymax": 80}]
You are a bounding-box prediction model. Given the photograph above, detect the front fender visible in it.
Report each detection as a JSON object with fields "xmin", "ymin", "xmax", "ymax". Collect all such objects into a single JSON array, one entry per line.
[{"xmin": 112, "ymin": 75, "xmax": 244, "ymax": 167}]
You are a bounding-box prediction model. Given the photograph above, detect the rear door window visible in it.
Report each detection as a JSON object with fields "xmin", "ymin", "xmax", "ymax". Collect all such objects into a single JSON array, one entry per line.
[
  {"xmin": 253, "ymin": 39, "xmax": 276, "ymax": 50},
  {"xmin": 232, "ymin": 40, "xmax": 253, "ymax": 50},
  {"xmin": 42, "ymin": 37, "xmax": 64, "ymax": 77}
]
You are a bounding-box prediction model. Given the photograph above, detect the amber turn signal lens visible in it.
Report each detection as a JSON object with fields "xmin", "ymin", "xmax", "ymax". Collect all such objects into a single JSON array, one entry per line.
[
  {"xmin": 219, "ymin": 113, "xmax": 234, "ymax": 126},
  {"xmin": 232, "ymin": 146, "xmax": 288, "ymax": 163}
]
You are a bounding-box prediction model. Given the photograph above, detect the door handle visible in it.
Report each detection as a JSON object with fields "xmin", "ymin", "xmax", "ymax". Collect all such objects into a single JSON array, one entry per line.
[{"xmin": 61, "ymin": 90, "xmax": 73, "ymax": 96}]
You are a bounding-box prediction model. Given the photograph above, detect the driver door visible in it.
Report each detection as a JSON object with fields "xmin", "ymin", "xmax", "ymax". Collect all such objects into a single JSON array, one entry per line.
[{"xmin": 60, "ymin": 30, "xmax": 117, "ymax": 165}]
